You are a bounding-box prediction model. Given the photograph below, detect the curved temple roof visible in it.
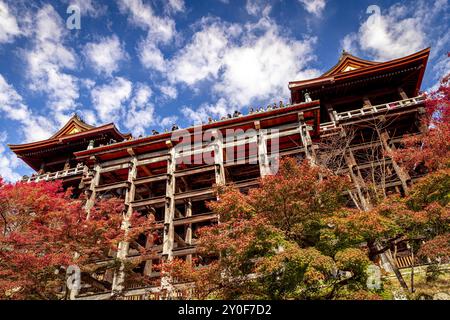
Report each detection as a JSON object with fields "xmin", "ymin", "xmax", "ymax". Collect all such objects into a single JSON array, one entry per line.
[
  {"xmin": 289, "ymin": 48, "xmax": 430, "ymax": 96},
  {"xmin": 8, "ymin": 115, "xmax": 130, "ymax": 171}
]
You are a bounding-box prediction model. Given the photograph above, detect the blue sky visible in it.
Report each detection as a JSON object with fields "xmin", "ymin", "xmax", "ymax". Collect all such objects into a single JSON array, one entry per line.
[{"xmin": 0, "ymin": 0, "xmax": 449, "ymax": 180}]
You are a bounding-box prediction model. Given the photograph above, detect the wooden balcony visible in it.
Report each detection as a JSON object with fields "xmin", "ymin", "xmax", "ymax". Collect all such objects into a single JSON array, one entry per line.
[
  {"xmin": 23, "ymin": 163, "xmax": 84, "ymax": 183},
  {"xmin": 336, "ymin": 96, "xmax": 425, "ymax": 122}
]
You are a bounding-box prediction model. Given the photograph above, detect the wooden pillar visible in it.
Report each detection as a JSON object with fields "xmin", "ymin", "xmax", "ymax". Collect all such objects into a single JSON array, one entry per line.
[
  {"xmin": 380, "ymin": 131, "xmax": 411, "ymax": 195},
  {"xmin": 111, "ymin": 153, "xmax": 137, "ymax": 295},
  {"xmin": 298, "ymin": 112, "xmax": 317, "ymax": 164},
  {"xmin": 213, "ymin": 130, "xmax": 226, "ymax": 185},
  {"xmin": 326, "ymin": 104, "xmax": 336, "ymax": 122},
  {"xmin": 162, "ymin": 144, "xmax": 176, "ymax": 260},
  {"xmin": 184, "ymin": 199, "xmax": 193, "ymax": 265},
  {"xmin": 85, "ymin": 162, "xmax": 101, "ymax": 219},
  {"xmin": 160, "ymin": 143, "xmax": 176, "ymax": 296},
  {"xmin": 143, "ymin": 233, "xmax": 154, "ymax": 276},
  {"xmin": 258, "ymin": 129, "xmax": 270, "ymax": 177}
]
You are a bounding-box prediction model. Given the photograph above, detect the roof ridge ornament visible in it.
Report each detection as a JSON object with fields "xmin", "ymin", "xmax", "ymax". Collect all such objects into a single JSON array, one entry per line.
[{"xmin": 340, "ymin": 49, "xmax": 349, "ymax": 61}]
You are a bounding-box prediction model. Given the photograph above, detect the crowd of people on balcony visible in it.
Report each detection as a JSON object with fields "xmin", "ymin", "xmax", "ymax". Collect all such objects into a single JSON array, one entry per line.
[{"xmin": 103, "ymin": 98, "xmax": 295, "ymax": 146}]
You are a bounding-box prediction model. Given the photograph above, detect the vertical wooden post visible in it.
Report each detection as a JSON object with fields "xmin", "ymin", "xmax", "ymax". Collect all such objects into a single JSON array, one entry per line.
[
  {"xmin": 111, "ymin": 153, "xmax": 137, "ymax": 296},
  {"xmin": 298, "ymin": 112, "xmax": 317, "ymax": 164},
  {"xmin": 258, "ymin": 129, "xmax": 270, "ymax": 177},
  {"xmin": 213, "ymin": 130, "xmax": 226, "ymax": 185},
  {"xmin": 163, "ymin": 144, "xmax": 176, "ymax": 261},
  {"xmin": 85, "ymin": 162, "xmax": 101, "ymax": 219},
  {"xmin": 326, "ymin": 104, "xmax": 336, "ymax": 122},
  {"xmin": 161, "ymin": 143, "xmax": 176, "ymax": 296},
  {"xmin": 184, "ymin": 199, "xmax": 193, "ymax": 265}
]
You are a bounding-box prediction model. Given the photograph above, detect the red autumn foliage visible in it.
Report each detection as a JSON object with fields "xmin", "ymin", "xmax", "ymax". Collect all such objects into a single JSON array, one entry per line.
[
  {"xmin": 394, "ymin": 73, "xmax": 450, "ymax": 171},
  {"xmin": 0, "ymin": 179, "xmax": 152, "ymax": 299}
]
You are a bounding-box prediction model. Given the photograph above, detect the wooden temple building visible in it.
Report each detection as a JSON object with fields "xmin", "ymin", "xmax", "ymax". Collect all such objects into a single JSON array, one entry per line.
[{"xmin": 9, "ymin": 48, "xmax": 431, "ymax": 299}]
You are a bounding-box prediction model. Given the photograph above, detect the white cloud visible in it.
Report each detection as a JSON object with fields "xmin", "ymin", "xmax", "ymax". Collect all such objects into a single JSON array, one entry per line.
[
  {"xmin": 215, "ymin": 27, "xmax": 318, "ymax": 106},
  {"xmin": 61, "ymin": 0, "xmax": 107, "ymax": 17},
  {"xmin": 159, "ymin": 85, "xmax": 178, "ymax": 99},
  {"xmin": 298, "ymin": 0, "xmax": 326, "ymax": 17},
  {"xmin": 160, "ymin": 116, "xmax": 178, "ymax": 129},
  {"xmin": 91, "ymin": 77, "xmax": 132, "ymax": 123},
  {"xmin": 124, "ymin": 84, "xmax": 156, "ymax": 136},
  {"xmin": 138, "ymin": 37, "xmax": 167, "ymax": 72},
  {"xmin": 117, "ymin": 0, "xmax": 176, "ymax": 44},
  {"xmin": 0, "ymin": 0, "xmax": 21, "ymax": 43},
  {"xmin": 166, "ymin": 0, "xmax": 185, "ymax": 13},
  {"xmin": 245, "ymin": 0, "xmax": 272, "ymax": 17},
  {"xmin": 342, "ymin": 6, "xmax": 424, "ymax": 61},
  {"xmin": 0, "ymin": 74, "xmax": 54, "ymax": 142},
  {"xmin": 169, "ymin": 17, "xmax": 319, "ymax": 121},
  {"xmin": 168, "ymin": 20, "xmax": 234, "ymax": 85},
  {"xmin": 84, "ymin": 35, "xmax": 127, "ymax": 75},
  {"xmin": 182, "ymin": 98, "xmax": 230, "ymax": 125},
  {"xmin": 0, "ymin": 131, "xmax": 21, "ymax": 182},
  {"xmin": 25, "ymin": 5, "xmax": 79, "ymax": 115},
  {"xmin": 342, "ymin": 1, "xmax": 448, "ymax": 62},
  {"xmin": 118, "ymin": 0, "xmax": 179, "ymax": 74}
]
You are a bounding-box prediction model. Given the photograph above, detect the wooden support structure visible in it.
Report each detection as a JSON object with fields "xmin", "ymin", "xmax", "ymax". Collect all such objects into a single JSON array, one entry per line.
[
  {"xmin": 10, "ymin": 49, "xmax": 431, "ymax": 299},
  {"xmin": 344, "ymin": 149, "xmax": 372, "ymax": 211},
  {"xmin": 380, "ymin": 131, "xmax": 411, "ymax": 195}
]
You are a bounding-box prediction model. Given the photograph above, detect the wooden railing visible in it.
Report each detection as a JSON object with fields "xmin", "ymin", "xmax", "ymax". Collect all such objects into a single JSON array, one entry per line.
[
  {"xmin": 23, "ymin": 163, "xmax": 84, "ymax": 183},
  {"xmin": 320, "ymin": 96, "xmax": 425, "ymax": 134},
  {"xmin": 336, "ymin": 96, "xmax": 425, "ymax": 121}
]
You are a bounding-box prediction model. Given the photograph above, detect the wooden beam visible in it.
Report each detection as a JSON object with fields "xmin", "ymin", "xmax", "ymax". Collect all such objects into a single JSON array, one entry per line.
[
  {"xmin": 134, "ymin": 174, "xmax": 167, "ymax": 185},
  {"xmin": 174, "ymin": 212, "xmax": 218, "ymax": 226},
  {"xmin": 100, "ymin": 162, "xmax": 132, "ymax": 173},
  {"xmin": 95, "ymin": 181, "xmax": 130, "ymax": 192},
  {"xmin": 131, "ymin": 196, "xmax": 166, "ymax": 208},
  {"xmin": 175, "ymin": 165, "xmax": 215, "ymax": 178},
  {"xmin": 137, "ymin": 155, "xmax": 170, "ymax": 167},
  {"xmin": 174, "ymin": 188, "xmax": 215, "ymax": 201}
]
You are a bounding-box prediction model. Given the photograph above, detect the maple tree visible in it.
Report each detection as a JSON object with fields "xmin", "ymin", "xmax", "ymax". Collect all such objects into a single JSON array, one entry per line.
[
  {"xmin": 0, "ymin": 179, "xmax": 152, "ymax": 299},
  {"xmin": 394, "ymin": 73, "xmax": 450, "ymax": 172},
  {"xmin": 164, "ymin": 159, "xmax": 382, "ymax": 300}
]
